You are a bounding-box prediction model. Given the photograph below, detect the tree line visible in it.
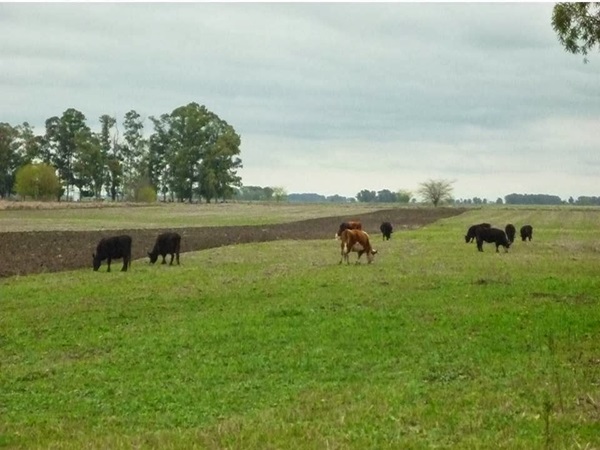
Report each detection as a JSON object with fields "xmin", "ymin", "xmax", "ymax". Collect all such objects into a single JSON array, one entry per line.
[{"xmin": 0, "ymin": 102, "xmax": 243, "ymax": 203}]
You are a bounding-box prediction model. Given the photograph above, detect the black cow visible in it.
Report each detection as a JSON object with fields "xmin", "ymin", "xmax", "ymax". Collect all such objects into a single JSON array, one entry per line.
[
  {"xmin": 148, "ymin": 232, "xmax": 181, "ymax": 265},
  {"xmin": 465, "ymin": 223, "xmax": 491, "ymax": 243},
  {"xmin": 520, "ymin": 225, "xmax": 533, "ymax": 241},
  {"xmin": 505, "ymin": 224, "xmax": 516, "ymax": 244},
  {"xmin": 475, "ymin": 227, "xmax": 511, "ymax": 253},
  {"xmin": 380, "ymin": 222, "xmax": 393, "ymax": 240},
  {"xmin": 93, "ymin": 235, "xmax": 132, "ymax": 272}
]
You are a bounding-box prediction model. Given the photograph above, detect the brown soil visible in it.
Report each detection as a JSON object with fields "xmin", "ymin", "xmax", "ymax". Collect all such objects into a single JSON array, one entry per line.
[{"xmin": 0, "ymin": 207, "xmax": 466, "ymax": 278}]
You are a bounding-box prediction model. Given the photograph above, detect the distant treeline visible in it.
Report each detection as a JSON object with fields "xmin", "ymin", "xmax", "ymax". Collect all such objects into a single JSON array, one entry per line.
[
  {"xmin": 287, "ymin": 193, "xmax": 355, "ymax": 203},
  {"xmin": 235, "ymin": 187, "xmax": 600, "ymax": 206},
  {"xmin": 504, "ymin": 193, "xmax": 600, "ymax": 205},
  {"xmin": 504, "ymin": 193, "xmax": 563, "ymax": 205},
  {"xmin": 233, "ymin": 186, "xmax": 355, "ymax": 203}
]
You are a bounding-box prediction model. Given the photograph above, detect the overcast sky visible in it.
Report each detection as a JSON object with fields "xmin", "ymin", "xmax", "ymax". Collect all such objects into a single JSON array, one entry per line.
[{"xmin": 1, "ymin": 2, "xmax": 599, "ymax": 201}]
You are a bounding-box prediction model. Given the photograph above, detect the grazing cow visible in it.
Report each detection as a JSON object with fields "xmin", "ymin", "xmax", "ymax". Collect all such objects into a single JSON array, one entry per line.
[
  {"xmin": 148, "ymin": 232, "xmax": 181, "ymax": 265},
  {"xmin": 380, "ymin": 222, "xmax": 393, "ymax": 240},
  {"xmin": 93, "ymin": 235, "xmax": 132, "ymax": 272},
  {"xmin": 335, "ymin": 221, "xmax": 362, "ymax": 239},
  {"xmin": 465, "ymin": 223, "xmax": 491, "ymax": 243},
  {"xmin": 520, "ymin": 225, "xmax": 533, "ymax": 241},
  {"xmin": 505, "ymin": 223, "xmax": 516, "ymax": 244},
  {"xmin": 339, "ymin": 229, "xmax": 377, "ymax": 264},
  {"xmin": 475, "ymin": 227, "xmax": 511, "ymax": 253}
]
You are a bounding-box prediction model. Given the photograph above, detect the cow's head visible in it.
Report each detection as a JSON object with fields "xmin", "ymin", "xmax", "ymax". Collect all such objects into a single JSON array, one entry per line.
[
  {"xmin": 367, "ymin": 249, "xmax": 378, "ymax": 263},
  {"xmin": 92, "ymin": 253, "xmax": 101, "ymax": 271},
  {"xmin": 464, "ymin": 235, "xmax": 471, "ymax": 243},
  {"xmin": 148, "ymin": 251, "xmax": 158, "ymax": 264}
]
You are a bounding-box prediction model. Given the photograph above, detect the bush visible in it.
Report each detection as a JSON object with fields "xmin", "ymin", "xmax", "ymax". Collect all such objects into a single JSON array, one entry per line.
[
  {"xmin": 14, "ymin": 163, "xmax": 61, "ymax": 200},
  {"xmin": 135, "ymin": 184, "xmax": 157, "ymax": 203}
]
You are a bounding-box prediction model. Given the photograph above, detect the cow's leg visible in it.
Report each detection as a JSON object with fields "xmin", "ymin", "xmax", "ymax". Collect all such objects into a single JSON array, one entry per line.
[
  {"xmin": 107, "ymin": 257, "xmax": 111, "ymax": 272},
  {"xmin": 340, "ymin": 251, "xmax": 348, "ymax": 265},
  {"xmin": 476, "ymin": 239, "xmax": 483, "ymax": 252},
  {"xmin": 161, "ymin": 254, "xmax": 167, "ymax": 264},
  {"xmin": 169, "ymin": 253, "xmax": 174, "ymax": 265},
  {"xmin": 176, "ymin": 252, "xmax": 180, "ymax": 265},
  {"xmin": 356, "ymin": 250, "xmax": 365, "ymax": 264},
  {"xmin": 121, "ymin": 257, "xmax": 129, "ymax": 271}
]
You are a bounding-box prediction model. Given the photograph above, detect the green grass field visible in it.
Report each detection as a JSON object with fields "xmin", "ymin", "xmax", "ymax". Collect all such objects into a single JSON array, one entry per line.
[{"xmin": 1, "ymin": 206, "xmax": 599, "ymax": 449}]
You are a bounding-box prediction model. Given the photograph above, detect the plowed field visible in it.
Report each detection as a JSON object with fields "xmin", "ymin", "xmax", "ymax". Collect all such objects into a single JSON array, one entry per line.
[{"xmin": 0, "ymin": 207, "xmax": 465, "ymax": 278}]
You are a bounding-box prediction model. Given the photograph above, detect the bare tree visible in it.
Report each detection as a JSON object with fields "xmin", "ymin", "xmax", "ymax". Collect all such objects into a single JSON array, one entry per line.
[{"xmin": 417, "ymin": 179, "xmax": 455, "ymax": 207}]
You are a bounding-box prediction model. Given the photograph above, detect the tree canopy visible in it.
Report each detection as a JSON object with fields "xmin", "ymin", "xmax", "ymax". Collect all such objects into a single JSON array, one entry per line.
[
  {"xmin": 552, "ymin": 2, "xmax": 600, "ymax": 61},
  {"xmin": 0, "ymin": 103, "xmax": 243, "ymax": 203}
]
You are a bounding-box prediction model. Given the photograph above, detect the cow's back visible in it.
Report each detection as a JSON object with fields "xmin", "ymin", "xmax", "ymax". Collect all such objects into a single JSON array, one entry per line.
[
  {"xmin": 98, "ymin": 235, "xmax": 132, "ymax": 258},
  {"xmin": 466, "ymin": 222, "xmax": 491, "ymax": 242},
  {"xmin": 157, "ymin": 232, "xmax": 181, "ymax": 252},
  {"xmin": 337, "ymin": 221, "xmax": 362, "ymax": 238},
  {"xmin": 475, "ymin": 227, "xmax": 510, "ymax": 252}
]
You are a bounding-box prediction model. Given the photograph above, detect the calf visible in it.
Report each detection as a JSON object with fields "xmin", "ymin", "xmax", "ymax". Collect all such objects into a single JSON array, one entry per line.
[
  {"xmin": 475, "ymin": 227, "xmax": 510, "ymax": 253},
  {"xmin": 93, "ymin": 235, "xmax": 132, "ymax": 272},
  {"xmin": 505, "ymin": 223, "xmax": 516, "ymax": 244},
  {"xmin": 339, "ymin": 229, "xmax": 377, "ymax": 264},
  {"xmin": 148, "ymin": 232, "xmax": 181, "ymax": 265},
  {"xmin": 380, "ymin": 221, "xmax": 393, "ymax": 240},
  {"xmin": 520, "ymin": 225, "xmax": 533, "ymax": 241},
  {"xmin": 335, "ymin": 221, "xmax": 362, "ymax": 240},
  {"xmin": 465, "ymin": 223, "xmax": 491, "ymax": 243}
]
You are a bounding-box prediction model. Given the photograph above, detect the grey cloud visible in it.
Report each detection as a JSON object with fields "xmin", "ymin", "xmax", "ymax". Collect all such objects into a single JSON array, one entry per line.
[{"xmin": 0, "ymin": 3, "xmax": 599, "ymax": 200}]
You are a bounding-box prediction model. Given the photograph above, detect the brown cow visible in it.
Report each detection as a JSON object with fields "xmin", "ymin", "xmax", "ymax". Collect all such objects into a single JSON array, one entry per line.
[
  {"xmin": 339, "ymin": 229, "xmax": 377, "ymax": 264},
  {"xmin": 335, "ymin": 221, "xmax": 362, "ymax": 240}
]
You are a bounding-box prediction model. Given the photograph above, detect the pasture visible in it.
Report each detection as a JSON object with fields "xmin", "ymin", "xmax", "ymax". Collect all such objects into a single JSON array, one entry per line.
[{"xmin": 1, "ymin": 205, "xmax": 599, "ymax": 449}]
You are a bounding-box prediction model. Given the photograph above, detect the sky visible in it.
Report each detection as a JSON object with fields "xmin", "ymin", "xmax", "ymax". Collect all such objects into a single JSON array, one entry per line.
[{"xmin": 1, "ymin": 2, "xmax": 599, "ymax": 201}]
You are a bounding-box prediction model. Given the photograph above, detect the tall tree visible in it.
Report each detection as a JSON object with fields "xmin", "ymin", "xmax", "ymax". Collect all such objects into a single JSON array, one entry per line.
[
  {"xmin": 198, "ymin": 124, "xmax": 242, "ymax": 202},
  {"xmin": 122, "ymin": 110, "xmax": 145, "ymax": 200},
  {"xmin": 396, "ymin": 189, "xmax": 412, "ymax": 203},
  {"xmin": 73, "ymin": 131, "xmax": 105, "ymax": 198},
  {"xmin": 147, "ymin": 114, "xmax": 171, "ymax": 201},
  {"xmin": 45, "ymin": 109, "xmax": 90, "ymax": 200},
  {"xmin": 154, "ymin": 102, "xmax": 243, "ymax": 203},
  {"xmin": 168, "ymin": 103, "xmax": 211, "ymax": 202},
  {"xmin": 552, "ymin": 2, "xmax": 600, "ymax": 62},
  {"xmin": 376, "ymin": 189, "xmax": 397, "ymax": 203},
  {"xmin": 417, "ymin": 179, "xmax": 455, "ymax": 207},
  {"xmin": 15, "ymin": 122, "xmax": 42, "ymax": 164},
  {"xmin": 99, "ymin": 115, "xmax": 122, "ymax": 201},
  {"xmin": 356, "ymin": 189, "xmax": 377, "ymax": 202},
  {"xmin": 41, "ymin": 116, "xmax": 60, "ymax": 166},
  {"xmin": 0, "ymin": 123, "xmax": 20, "ymax": 197}
]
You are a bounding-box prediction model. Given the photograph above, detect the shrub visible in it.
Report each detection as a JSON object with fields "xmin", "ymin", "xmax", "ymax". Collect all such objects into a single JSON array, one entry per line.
[
  {"xmin": 135, "ymin": 184, "xmax": 157, "ymax": 203},
  {"xmin": 14, "ymin": 163, "xmax": 62, "ymax": 200}
]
